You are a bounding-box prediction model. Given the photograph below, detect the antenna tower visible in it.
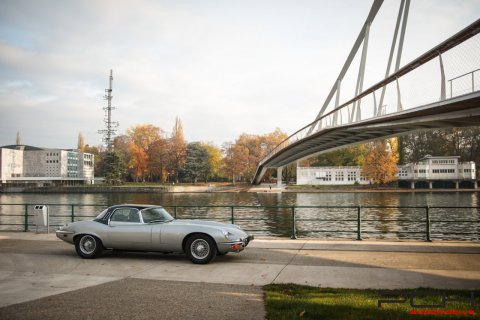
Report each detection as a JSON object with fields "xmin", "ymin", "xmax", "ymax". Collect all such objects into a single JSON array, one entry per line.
[{"xmin": 98, "ymin": 69, "xmax": 119, "ymax": 151}]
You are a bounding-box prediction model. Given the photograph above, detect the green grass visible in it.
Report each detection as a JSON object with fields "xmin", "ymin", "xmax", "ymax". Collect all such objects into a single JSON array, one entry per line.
[{"xmin": 264, "ymin": 284, "xmax": 479, "ymax": 320}]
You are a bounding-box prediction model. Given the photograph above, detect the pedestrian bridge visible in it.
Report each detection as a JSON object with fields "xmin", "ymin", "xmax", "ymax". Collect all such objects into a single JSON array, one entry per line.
[{"xmin": 253, "ymin": 11, "xmax": 480, "ymax": 184}]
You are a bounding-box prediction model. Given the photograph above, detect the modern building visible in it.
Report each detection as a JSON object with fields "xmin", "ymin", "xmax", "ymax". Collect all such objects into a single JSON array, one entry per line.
[
  {"xmin": 297, "ymin": 155, "xmax": 477, "ymax": 189},
  {"xmin": 0, "ymin": 145, "xmax": 95, "ymax": 187},
  {"xmin": 296, "ymin": 166, "xmax": 371, "ymax": 185}
]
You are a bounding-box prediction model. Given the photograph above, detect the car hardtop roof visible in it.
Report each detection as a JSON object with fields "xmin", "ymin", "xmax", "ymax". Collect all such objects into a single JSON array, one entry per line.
[{"xmin": 111, "ymin": 204, "xmax": 164, "ymax": 210}]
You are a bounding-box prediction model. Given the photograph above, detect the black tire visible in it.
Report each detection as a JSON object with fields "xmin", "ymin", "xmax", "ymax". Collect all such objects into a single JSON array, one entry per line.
[
  {"xmin": 75, "ymin": 234, "xmax": 103, "ymax": 259},
  {"xmin": 185, "ymin": 234, "xmax": 217, "ymax": 264}
]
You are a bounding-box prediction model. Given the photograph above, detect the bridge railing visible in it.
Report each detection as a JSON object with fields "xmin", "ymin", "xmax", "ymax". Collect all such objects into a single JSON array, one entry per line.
[
  {"xmin": 258, "ymin": 19, "xmax": 480, "ymax": 169},
  {"xmin": 449, "ymin": 68, "xmax": 480, "ymax": 98},
  {"xmin": 0, "ymin": 203, "xmax": 478, "ymax": 241}
]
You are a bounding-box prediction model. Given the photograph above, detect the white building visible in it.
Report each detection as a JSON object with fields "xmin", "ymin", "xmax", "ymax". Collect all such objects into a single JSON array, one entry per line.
[
  {"xmin": 398, "ymin": 155, "xmax": 476, "ymax": 189},
  {"xmin": 0, "ymin": 145, "xmax": 95, "ymax": 186},
  {"xmin": 296, "ymin": 155, "xmax": 477, "ymax": 189},
  {"xmin": 297, "ymin": 166, "xmax": 371, "ymax": 185}
]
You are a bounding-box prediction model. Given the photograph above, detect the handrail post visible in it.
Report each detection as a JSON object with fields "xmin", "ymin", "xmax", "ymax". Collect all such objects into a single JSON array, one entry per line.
[
  {"xmin": 291, "ymin": 206, "xmax": 297, "ymax": 239},
  {"xmin": 356, "ymin": 206, "xmax": 362, "ymax": 240},
  {"xmin": 174, "ymin": 206, "xmax": 177, "ymax": 219},
  {"xmin": 426, "ymin": 205, "xmax": 432, "ymax": 242},
  {"xmin": 231, "ymin": 206, "xmax": 235, "ymax": 224},
  {"xmin": 24, "ymin": 204, "xmax": 28, "ymax": 232},
  {"xmin": 71, "ymin": 205, "xmax": 75, "ymax": 223}
]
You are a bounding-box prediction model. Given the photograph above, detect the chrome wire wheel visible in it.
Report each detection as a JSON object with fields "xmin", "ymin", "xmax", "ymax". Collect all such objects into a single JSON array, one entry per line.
[
  {"xmin": 79, "ymin": 235, "xmax": 97, "ymax": 255},
  {"xmin": 185, "ymin": 234, "xmax": 216, "ymax": 264},
  {"xmin": 190, "ymin": 238, "xmax": 210, "ymax": 260}
]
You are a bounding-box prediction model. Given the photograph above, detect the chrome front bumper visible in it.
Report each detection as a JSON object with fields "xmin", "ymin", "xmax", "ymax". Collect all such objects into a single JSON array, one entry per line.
[{"xmin": 217, "ymin": 235, "xmax": 254, "ymax": 253}]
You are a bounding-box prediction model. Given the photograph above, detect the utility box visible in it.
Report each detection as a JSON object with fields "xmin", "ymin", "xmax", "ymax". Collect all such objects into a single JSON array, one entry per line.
[{"xmin": 33, "ymin": 205, "xmax": 49, "ymax": 232}]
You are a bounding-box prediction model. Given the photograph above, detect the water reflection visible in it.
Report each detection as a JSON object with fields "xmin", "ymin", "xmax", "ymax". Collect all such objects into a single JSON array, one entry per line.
[{"xmin": 0, "ymin": 192, "xmax": 478, "ymax": 239}]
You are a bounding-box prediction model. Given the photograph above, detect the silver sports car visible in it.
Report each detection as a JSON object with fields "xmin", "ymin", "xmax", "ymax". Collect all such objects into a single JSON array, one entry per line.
[{"xmin": 56, "ymin": 204, "xmax": 254, "ymax": 264}]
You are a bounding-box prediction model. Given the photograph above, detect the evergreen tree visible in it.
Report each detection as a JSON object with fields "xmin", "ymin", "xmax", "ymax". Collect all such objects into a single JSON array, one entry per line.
[
  {"xmin": 182, "ymin": 142, "xmax": 211, "ymax": 183},
  {"xmin": 101, "ymin": 151, "xmax": 126, "ymax": 185}
]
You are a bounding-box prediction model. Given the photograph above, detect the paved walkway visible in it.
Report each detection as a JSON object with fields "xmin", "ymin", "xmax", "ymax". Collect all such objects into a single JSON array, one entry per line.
[{"xmin": 0, "ymin": 232, "xmax": 479, "ymax": 319}]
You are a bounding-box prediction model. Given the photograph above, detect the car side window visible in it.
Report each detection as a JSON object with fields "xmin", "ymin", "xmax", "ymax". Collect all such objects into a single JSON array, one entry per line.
[
  {"xmin": 141, "ymin": 208, "xmax": 173, "ymax": 223},
  {"xmin": 110, "ymin": 208, "xmax": 141, "ymax": 223}
]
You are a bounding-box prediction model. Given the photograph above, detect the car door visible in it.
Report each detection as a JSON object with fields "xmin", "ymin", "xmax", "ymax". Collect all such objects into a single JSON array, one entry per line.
[{"xmin": 106, "ymin": 207, "xmax": 152, "ymax": 250}]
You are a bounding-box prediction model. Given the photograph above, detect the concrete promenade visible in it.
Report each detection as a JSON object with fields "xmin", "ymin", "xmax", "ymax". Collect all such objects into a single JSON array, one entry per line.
[{"xmin": 0, "ymin": 232, "xmax": 479, "ymax": 318}]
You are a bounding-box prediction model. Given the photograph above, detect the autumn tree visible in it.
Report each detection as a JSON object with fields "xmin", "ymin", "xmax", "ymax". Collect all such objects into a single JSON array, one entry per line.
[
  {"xmin": 362, "ymin": 139, "xmax": 398, "ymax": 185},
  {"xmin": 77, "ymin": 132, "xmax": 85, "ymax": 152},
  {"xmin": 221, "ymin": 142, "xmax": 249, "ymax": 184},
  {"xmin": 128, "ymin": 142, "xmax": 149, "ymax": 181},
  {"xmin": 148, "ymin": 138, "xmax": 169, "ymax": 182},
  {"xmin": 202, "ymin": 142, "xmax": 224, "ymax": 181},
  {"xmin": 228, "ymin": 128, "xmax": 288, "ymax": 182},
  {"xmin": 166, "ymin": 117, "xmax": 187, "ymax": 183},
  {"xmin": 126, "ymin": 124, "xmax": 161, "ymax": 152},
  {"xmin": 126, "ymin": 124, "xmax": 162, "ymax": 182}
]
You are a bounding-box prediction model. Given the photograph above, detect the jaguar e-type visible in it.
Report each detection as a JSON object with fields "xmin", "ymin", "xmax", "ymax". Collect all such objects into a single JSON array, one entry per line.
[{"xmin": 56, "ymin": 204, "xmax": 253, "ymax": 264}]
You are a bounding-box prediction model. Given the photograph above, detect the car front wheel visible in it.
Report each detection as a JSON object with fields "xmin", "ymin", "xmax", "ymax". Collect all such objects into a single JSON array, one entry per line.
[
  {"xmin": 185, "ymin": 234, "xmax": 217, "ymax": 264},
  {"xmin": 75, "ymin": 234, "xmax": 103, "ymax": 259}
]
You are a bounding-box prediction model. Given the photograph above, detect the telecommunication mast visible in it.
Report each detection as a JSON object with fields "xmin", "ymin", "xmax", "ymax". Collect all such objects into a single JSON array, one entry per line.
[{"xmin": 98, "ymin": 69, "xmax": 118, "ymax": 151}]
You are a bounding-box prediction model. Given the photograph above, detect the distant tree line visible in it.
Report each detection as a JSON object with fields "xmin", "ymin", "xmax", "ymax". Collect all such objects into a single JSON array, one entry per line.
[
  {"xmin": 81, "ymin": 117, "xmax": 288, "ymax": 184},
  {"xmin": 80, "ymin": 124, "xmax": 479, "ymax": 185}
]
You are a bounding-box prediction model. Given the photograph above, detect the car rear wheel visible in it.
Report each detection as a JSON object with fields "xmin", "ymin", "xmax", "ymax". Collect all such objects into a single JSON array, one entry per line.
[
  {"xmin": 185, "ymin": 234, "xmax": 217, "ymax": 264},
  {"xmin": 75, "ymin": 234, "xmax": 103, "ymax": 259}
]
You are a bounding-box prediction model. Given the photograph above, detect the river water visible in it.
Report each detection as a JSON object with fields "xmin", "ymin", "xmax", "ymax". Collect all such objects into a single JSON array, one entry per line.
[{"xmin": 0, "ymin": 192, "xmax": 479, "ymax": 240}]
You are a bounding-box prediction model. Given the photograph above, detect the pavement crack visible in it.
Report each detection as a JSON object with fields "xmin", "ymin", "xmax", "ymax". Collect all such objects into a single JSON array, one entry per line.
[{"xmin": 271, "ymin": 240, "xmax": 308, "ymax": 284}]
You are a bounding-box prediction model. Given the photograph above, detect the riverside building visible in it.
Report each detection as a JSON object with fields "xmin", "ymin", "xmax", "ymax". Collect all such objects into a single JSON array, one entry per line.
[
  {"xmin": 397, "ymin": 155, "xmax": 476, "ymax": 189},
  {"xmin": 296, "ymin": 166, "xmax": 371, "ymax": 186},
  {"xmin": 297, "ymin": 155, "xmax": 477, "ymax": 189},
  {"xmin": 0, "ymin": 145, "xmax": 94, "ymax": 187}
]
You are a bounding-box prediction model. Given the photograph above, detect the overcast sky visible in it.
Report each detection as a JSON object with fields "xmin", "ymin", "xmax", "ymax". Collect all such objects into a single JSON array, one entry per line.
[{"xmin": 1, "ymin": 0, "xmax": 479, "ymax": 149}]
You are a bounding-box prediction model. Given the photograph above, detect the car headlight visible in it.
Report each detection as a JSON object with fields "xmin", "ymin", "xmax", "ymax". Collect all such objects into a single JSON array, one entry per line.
[
  {"xmin": 59, "ymin": 224, "xmax": 73, "ymax": 232},
  {"xmin": 222, "ymin": 230, "xmax": 240, "ymax": 241}
]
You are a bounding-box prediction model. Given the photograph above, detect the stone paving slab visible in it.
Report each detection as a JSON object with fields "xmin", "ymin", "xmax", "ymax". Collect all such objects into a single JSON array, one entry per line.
[{"xmin": 0, "ymin": 271, "xmax": 120, "ymax": 308}]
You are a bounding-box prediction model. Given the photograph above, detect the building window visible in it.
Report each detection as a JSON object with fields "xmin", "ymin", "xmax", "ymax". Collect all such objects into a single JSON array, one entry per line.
[
  {"xmin": 347, "ymin": 171, "xmax": 357, "ymax": 181},
  {"xmin": 432, "ymin": 169, "xmax": 455, "ymax": 173},
  {"xmin": 325, "ymin": 172, "xmax": 332, "ymax": 181},
  {"xmin": 335, "ymin": 171, "xmax": 344, "ymax": 181}
]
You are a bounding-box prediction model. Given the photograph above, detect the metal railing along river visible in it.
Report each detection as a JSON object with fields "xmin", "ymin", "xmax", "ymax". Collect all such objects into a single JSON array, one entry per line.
[{"xmin": 0, "ymin": 203, "xmax": 478, "ymax": 241}]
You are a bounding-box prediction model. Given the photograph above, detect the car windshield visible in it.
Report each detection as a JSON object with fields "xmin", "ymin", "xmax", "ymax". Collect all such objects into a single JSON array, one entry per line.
[
  {"xmin": 141, "ymin": 207, "xmax": 174, "ymax": 223},
  {"xmin": 95, "ymin": 208, "xmax": 109, "ymax": 220}
]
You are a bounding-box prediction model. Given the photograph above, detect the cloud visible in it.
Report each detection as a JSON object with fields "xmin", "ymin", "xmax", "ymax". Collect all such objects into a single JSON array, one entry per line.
[{"xmin": 0, "ymin": 0, "xmax": 479, "ymax": 148}]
